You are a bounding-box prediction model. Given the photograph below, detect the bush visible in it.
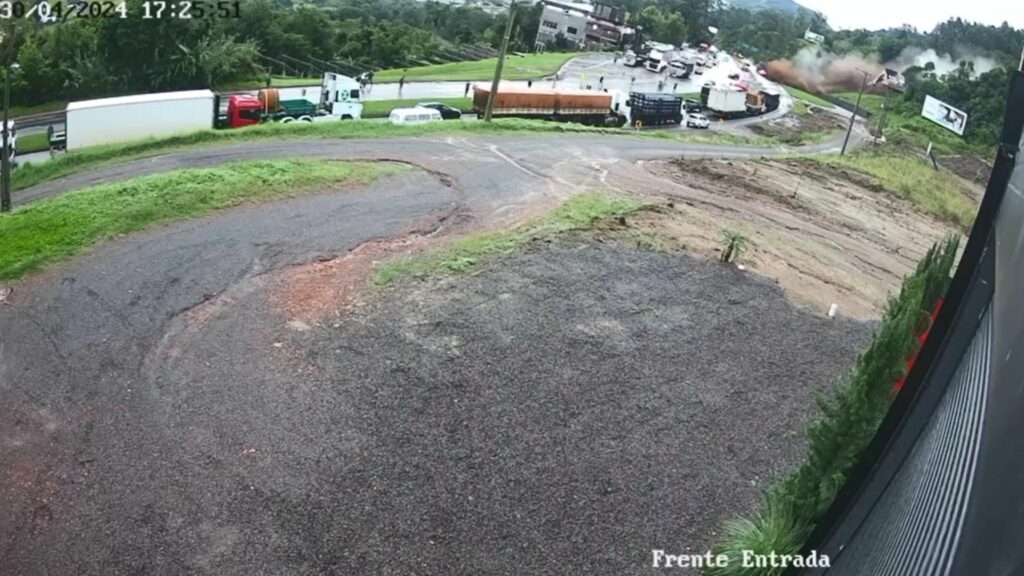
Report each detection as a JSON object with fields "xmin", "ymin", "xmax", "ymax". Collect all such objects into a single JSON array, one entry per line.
[{"xmin": 705, "ymin": 235, "xmax": 960, "ymax": 575}]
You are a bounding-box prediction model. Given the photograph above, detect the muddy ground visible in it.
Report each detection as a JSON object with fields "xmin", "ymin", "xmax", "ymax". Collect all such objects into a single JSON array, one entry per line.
[
  {"xmin": 612, "ymin": 158, "xmax": 970, "ymax": 320},
  {"xmin": 746, "ymin": 108, "xmax": 847, "ymax": 144}
]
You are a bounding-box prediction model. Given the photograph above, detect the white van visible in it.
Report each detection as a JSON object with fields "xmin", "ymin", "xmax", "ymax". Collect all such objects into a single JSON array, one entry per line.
[{"xmin": 389, "ymin": 107, "xmax": 442, "ymax": 125}]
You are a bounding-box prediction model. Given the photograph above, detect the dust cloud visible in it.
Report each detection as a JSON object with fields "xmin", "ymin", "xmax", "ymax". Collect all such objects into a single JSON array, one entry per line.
[{"xmin": 765, "ymin": 45, "xmax": 1001, "ymax": 94}]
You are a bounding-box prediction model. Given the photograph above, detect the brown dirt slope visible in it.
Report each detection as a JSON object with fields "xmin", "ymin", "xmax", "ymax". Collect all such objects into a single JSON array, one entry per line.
[{"xmin": 605, "ymin": 158, "xmax": 966, "ymax": 320}]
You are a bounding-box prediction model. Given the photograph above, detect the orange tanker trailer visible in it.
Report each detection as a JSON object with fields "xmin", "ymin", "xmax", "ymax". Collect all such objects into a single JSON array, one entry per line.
[{"xmin": 472, "ymin": 85, "xmax": 628, "ymax": 127}]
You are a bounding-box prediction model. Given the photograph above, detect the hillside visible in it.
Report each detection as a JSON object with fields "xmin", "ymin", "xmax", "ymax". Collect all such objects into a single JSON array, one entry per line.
[{"xmin": 726, "ymin": 0, "xmax": 807, "ymax": 15}]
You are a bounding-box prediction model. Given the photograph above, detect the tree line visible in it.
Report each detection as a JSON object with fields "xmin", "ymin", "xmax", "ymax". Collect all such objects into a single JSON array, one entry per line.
[{"xmin": 2, "ymin": 0, "xmax": 546, "ymax": 107}]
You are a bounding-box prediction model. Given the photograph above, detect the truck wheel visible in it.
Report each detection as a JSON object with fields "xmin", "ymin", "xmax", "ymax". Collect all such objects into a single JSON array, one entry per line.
[
  {"xmin": 281, "ymin": 117, "xmax": 295, "ymax": 123},
  {"xmin": 341, "ymin": 115, "xmax": 353, "ymax": 120},
  {"xmin": 299, "ymin": 116, "xmax": 314, "ymax": 123}
]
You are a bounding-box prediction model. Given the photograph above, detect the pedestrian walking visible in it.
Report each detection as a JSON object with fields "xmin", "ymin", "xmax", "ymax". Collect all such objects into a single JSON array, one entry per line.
[
  {"xmin": 398, "ymin": 75, "xmax": 405, "ymax": 97},
  {"xmin": 528, "ymin": 79, "xmax": 533, "ymax": 88},
  {"xmin": 464, "ymin": 82, "xmax": 471, "ymax": 97},
  {"xmin": 657, "ymin": 80, "xmax": 665, "ymax": 92}
]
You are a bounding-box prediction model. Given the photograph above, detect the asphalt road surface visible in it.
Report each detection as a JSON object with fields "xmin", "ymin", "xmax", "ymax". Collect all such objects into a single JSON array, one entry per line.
[{"xmin": 0, "ymin": 131, "xmax": 867, "ymax": 574}]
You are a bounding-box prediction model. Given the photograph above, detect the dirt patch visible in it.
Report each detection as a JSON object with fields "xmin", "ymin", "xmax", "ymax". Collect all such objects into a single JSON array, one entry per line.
[
  {"xmin": 610, "ymin": 158, "xmax": 963, "ymax": 320},
  {"xmin": 271, "ymin": 242, "xmax": 873, "ymax": 575},
  {"xmin": 748, "ymin": 109, "xmax": 847, "ymax": 144},
  {"xmin": 937, "ymin": 154, "xmax": 992, "ymax": 192}
]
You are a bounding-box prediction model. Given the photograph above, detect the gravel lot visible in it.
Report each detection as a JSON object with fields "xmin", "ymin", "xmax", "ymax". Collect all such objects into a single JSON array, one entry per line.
[{"xmin": 111, "ymin": 239, "xmax": 873, "ymax": 575}]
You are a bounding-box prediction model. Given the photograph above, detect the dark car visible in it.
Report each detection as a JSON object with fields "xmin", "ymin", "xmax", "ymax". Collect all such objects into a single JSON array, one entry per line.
[
  {"xmin": 683, "ymin": 99, "xmax": 702, "ymax": 112},
  {"xmin": 415, "ymin": 102, "xmax": 462, "ymax": 120}
]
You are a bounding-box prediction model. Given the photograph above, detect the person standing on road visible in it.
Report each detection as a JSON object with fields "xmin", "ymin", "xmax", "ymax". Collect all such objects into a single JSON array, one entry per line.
[
  {"xmin": 630, "ymin": 76, "xmax": 636, "ymax": 88},
  {"xmin": 398, "ymin": 75, "xmax": 405, "ymax": 97},
  {"xmin": 657, "ymin": 79, "xmax": 665, "ymax": 92},
  {"xmin": 464, "ymin": 82, "xmax": 471, "ymax": 97},
  {"xmin": 598, "ymin": 75, "xmax": 604, "ymax": 89},
  {"xmin": 528, "ymin": 79, "xmax": 533, "ymax": 88}
]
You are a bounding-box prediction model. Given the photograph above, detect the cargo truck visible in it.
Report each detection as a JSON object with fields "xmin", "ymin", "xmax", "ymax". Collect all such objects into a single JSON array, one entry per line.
[
  {"xmin": 53, "ymin": 72, "xmax": 362, "ymax": 152},
  {"xmin": 472, "ymin": 86, "xmax": 627, "ymax": 126},
  {"xmin": 628, "ymin": 92, "xmax": 683, "ymax": 126},
  {"xmin": 700, "ymin": 85, "xmax": 748, "ymax": 119},
  {"xmin": 644, "ymin": 50, "xmax": 668, "ymax": 73},
  {"xmin": 745, "ymin": 90, "xmax": 781, "ymax": 116}
]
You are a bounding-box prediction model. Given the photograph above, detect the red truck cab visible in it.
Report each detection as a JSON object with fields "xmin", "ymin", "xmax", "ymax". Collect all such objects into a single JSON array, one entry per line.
[{"xmin": 225, "ymin": 95, "xmax": 265, "ymax": 129}]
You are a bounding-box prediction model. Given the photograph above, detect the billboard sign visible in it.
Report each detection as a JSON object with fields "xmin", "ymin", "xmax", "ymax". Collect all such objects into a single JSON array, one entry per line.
[
  {"xmin": 921, "ymin": 95, "xmax": 967, "ymax": 136},
  {"xmin": 804, "ymin": 29, "xmax": 825, "ymax": 44}
]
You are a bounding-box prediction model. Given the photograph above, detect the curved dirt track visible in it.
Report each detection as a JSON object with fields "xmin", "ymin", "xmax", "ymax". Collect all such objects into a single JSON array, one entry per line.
[{"xmin": 0, "ymin": 132, "xmax": 876, "ymax": 574}]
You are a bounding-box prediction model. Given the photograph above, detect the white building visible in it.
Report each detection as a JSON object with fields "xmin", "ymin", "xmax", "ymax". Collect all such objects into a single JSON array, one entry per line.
[{"xmin": 534, "ymin": 1, "xmax": 631, "ymax": 50}]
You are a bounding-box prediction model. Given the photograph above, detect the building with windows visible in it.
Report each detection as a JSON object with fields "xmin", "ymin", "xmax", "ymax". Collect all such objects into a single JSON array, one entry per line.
[{"xmin": 534, "ymin": 1, "xmax": 631, "ymax": 50}]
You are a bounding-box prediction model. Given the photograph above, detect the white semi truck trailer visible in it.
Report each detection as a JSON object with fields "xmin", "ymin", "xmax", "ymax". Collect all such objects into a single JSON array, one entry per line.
[{"xmin": 63, "ymin": 90, "xmax": 216, "ymax": 151}]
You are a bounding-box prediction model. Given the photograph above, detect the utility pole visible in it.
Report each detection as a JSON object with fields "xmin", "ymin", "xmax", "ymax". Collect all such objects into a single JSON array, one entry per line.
[
  {"xmin": 484, "ymin": 1, "xmax": 517, "ymax": 122},
  {"xmin": 1, "ymin": 29, "xmax": 13, "ymax": 213},
  {"xmin": 841, "ymin": 70, "xmax": 869, "ymax": 156}
]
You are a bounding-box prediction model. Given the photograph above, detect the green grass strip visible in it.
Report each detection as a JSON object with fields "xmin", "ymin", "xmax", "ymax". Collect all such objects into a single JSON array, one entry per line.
[
  {"xmin": 17, "ymin": 132, "xmax": 50, "ymax": 154},
  {"xmin": 362, "ymin": 97, "xmax": 472, "ymax": 118},
  {"xmin": 0, "ymin": 159, "xmax": 405, "ymax": 280},
  {"xmin": 782, "ymin": 86, "xmax": 834, "ymax": 109},
  {"xmin": 374, "ymin": 52, "xmax": 577, "ymax": 83},
  {"xmin": 373, "ymin": 192, "xmax": 647, "ymax": 286}
]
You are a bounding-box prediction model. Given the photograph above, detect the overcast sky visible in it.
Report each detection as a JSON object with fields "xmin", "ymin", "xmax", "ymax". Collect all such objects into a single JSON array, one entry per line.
[{"xmin": 796, "ymin": 0, "xmax": 1024, "ymax": 32}]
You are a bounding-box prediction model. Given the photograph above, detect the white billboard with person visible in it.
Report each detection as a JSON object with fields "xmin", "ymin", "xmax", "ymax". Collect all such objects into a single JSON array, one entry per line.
[{"xmin": 921, "ymin": 95, "xmax": 968, "ymax": 136}]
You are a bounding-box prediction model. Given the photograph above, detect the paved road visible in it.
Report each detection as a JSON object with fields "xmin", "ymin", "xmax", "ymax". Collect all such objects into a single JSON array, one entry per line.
[{"xmin": 0, "ymin": 130, "xmax": 867, "ymax": 574}]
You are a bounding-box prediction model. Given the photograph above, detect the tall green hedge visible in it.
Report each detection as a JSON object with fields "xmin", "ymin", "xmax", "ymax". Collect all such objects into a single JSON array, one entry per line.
[{"xmin": 706, "ymin": 235, "xmax": 961, "ymax": 576}]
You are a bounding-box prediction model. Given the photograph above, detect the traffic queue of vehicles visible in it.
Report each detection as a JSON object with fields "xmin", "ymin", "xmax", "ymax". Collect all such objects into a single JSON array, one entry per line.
[
  {"xmin": 48, "ymin": 72, "xmax": 364, "ymax": 152},
  {"xmin": 33, "ymin": 47, "xmax": 783, "ymax": 157}
]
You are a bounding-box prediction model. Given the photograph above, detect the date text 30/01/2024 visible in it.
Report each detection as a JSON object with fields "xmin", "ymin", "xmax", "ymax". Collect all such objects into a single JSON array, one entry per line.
[{"xmin": 0, "ymin": 1, "xmax": 241, "ymax": 20}]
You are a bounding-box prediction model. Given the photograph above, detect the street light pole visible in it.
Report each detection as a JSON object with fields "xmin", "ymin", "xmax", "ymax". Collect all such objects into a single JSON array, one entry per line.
[
  {"xmin": 0, "ymin": 31, "xmax": 11, "ymax": 213},
  {"xmin": 0, "ymin": 28, "xmax": 14, "ymax": 212},
  {"xmin": 484, "ymin": 1, "xmax": 517, "ymax": 122},
  {"xmin": 841, "ymin": 70, "xmax": 869, "ymax": 156}
]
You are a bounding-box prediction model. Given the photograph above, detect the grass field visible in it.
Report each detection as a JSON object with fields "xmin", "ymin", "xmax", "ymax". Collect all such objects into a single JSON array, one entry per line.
[
  {"xmin": 216, "ymin": 75, "xmax": 322, "ymax": 92},
  {"xmin": 805, "ymin": 151, "xmax": 977, "ymax": 228},
  {"xmin": 0, "ymin": 159, "xmax": 404, "ymax": 280},
  {"xmin": 17, "ymin": 132, "xmax": 50, "ymax": 154},
  {"xmin": 362, "ymin": 97, "xmax": 473, "ymax": 118},
  {"xmin": 374, "ymin": 52, "xmax": 577, "ymax": 82},
  {"xmin": 11, "ymin": 118, "xmax": 765, "ymax": 194},
  {"xmin": 783, "ymin": 86, "xmax": 833, "ymax": 108},
  {"xmin": 374, "ymin": 192, "xmax": 647, "ymax": 286},
  {"xmin": 9, "ymin": 100, "xmax": 67, "ymax": 118}
]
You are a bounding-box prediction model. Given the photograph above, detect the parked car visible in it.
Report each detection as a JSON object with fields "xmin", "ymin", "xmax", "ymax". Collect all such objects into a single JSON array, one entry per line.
[
  {"xmin": 415, "ymin": 101, "xmax": 463, "ymax": 120},
  {"xmin": 686, "ymin": 113, "xmax": 710, "ymax": 129},
  {"xmin": 389, "ymin": 107, "xmax": 443, "ymax": 125},
  {"xmin": 683, "ymin": 99, "xmax": 702, "ymax": 113}
]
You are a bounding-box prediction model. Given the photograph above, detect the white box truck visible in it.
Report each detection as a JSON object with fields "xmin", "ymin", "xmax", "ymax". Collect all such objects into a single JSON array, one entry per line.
[
  {"xmin": 64, "ymin": 90, "xmax": 216, "ymax": 151},
  {"xmin": 706, "ymin": 86, "xmax": 748, "ymax": 119}
]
